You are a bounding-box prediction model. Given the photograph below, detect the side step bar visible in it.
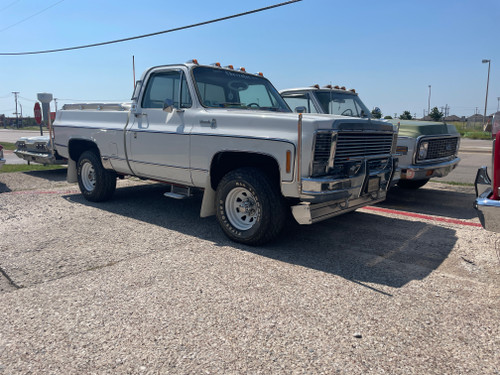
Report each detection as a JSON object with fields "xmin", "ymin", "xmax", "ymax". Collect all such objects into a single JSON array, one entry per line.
[{"xmin": 163, "ymin": 185, "xmax": 192, "ymax": 200}]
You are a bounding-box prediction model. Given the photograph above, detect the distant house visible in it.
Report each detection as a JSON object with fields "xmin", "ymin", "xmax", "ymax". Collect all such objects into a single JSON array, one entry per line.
[{"xmin": 443, "ymin": 115, "xmax": 461, "ymax": 122}]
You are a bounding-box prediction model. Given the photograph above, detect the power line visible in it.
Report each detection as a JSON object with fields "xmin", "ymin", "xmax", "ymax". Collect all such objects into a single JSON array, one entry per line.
[
  {"xmin": 0, "ymin": 0, "xmax": 22, "ymax": 13},
  {"xmin": 0, "ymin": 0, "xmax": 302, "ymax": 56},
  {"xmin": 0, "ymin": 0, "xmax": 65, "ymax": 33}
]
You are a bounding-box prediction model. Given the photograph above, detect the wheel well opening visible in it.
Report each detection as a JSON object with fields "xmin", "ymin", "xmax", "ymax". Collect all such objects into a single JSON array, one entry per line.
[
  {"xmin": 210, "ymin": 152, "xmax": 280, "ymax": 190},
  {"xmin": 68, "ymin": 140, "xmax": 99, "ymax": 163}
]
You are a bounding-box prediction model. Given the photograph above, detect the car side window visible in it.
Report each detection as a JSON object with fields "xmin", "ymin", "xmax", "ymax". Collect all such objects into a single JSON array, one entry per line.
[
  {"xmin": 142, "ymin": 70, "xmax": 192, "ymax": 109},
  {"xmin": 282, "ymin": 92, "xmax": 318, "ymax": 113}
]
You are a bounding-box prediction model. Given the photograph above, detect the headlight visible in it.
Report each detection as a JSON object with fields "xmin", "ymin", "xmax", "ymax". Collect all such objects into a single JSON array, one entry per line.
[{"xmin": 418, "ymin": 141, "xmax": 428, "ymax": 160}]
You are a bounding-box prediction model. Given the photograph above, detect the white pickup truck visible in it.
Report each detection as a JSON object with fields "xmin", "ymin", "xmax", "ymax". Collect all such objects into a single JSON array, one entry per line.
[
  {"xmin": 280, "ymin": 85, "xmax": 460, "ymax": 189},
  {"xmin": 53, "ymin": 61, "xmax": 398, "ymax": 245}
]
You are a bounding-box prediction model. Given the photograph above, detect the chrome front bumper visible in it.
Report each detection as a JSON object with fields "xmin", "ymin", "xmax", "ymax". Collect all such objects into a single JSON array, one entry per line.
[
  {"xmin": 398, "ymin": 157, "xmax": 460, "ymax": 181},
  {"xmin": 474, "ymin": 166, "xmax": 500, "ymax": 233},
  {"xmin": 291, "ymin": 158, "xmax": 395, "ymax": 224}
]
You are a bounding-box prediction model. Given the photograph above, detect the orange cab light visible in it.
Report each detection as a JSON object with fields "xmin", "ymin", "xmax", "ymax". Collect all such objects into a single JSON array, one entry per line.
[
  {"xmin": 188, "ymin": 59, "xmax": 199, "ymax": 65},
  {"xmin": 214, "ymin": 62, "xmax": 221, "ymax": 67},
  {"xmin": 350, "ymin": 88, "xmax": 356, "ymax": 93},
  {"xmin": 258, "ymin": 72, "xmax": 264, "ymax": 76},
  {"xmin": 240, "ymin": 67, "xmax": 246, "ymax": 72},
  {"xmin": 324, "ymin": 84, "xmax": 333, "ymax": 89},
  {"xmin": 340, "ymin": 86, "xmax": 346, "ymax": 90},
  {"xmin": 312, "ymin": 84, "xmax": 320, "ymax": 89},
  {"xmin": 334, "ymin": 85, "xmax": 340, "ymax": 89},
  {"xmin": 225, "ymin": 65, "xmax": 234, "ymax": 69}
]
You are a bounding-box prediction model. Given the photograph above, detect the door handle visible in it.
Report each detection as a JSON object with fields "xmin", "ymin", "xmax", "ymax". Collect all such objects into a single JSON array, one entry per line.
[{"xmin": 200, "ymin": 119, "xmax": 217, "ymax": 128}]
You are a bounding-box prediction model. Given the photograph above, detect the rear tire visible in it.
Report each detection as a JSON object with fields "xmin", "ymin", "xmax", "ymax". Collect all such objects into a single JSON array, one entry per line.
[
  {"xmin": 215, "ymin": 167, "xmax": 287, "ymax": 245},
  {"xmin": 397, "ymin": 178, "xmax": 429, "ymax": 189},
  {"xmin": 77, "ymin": 150, "xmax": 116, "ymax": 202}
]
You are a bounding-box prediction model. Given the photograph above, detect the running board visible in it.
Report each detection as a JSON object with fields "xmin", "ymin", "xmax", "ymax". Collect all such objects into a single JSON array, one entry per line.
[{"xmin": 163, "ymin": 185, "xmax": 192, "ymax": 200}]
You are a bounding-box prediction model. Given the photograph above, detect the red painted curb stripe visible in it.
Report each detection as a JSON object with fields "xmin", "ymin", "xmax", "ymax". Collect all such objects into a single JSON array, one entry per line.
[{"xmin": 363, "ymin": 206, "xmax": 482, "ymax": 227}]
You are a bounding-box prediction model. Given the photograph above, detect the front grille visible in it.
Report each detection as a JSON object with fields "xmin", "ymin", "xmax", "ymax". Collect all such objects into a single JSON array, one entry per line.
[
  {"xmin": 419, "ymin": 137, "xmax": 459, "ymax": 161},
  {"xmin": 334, "ymin": 132, "xmax": 394, "ymax": 167},
  {"xmin": 313, "ymin": 132, "xmax": 332, "ymax": 163}
]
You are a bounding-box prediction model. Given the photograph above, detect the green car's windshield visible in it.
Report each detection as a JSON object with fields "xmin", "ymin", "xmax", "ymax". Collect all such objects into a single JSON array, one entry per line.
[
  {"xmin": 315, "ymin": 91, "xmax": 371, "ymax": 118},
  {"xmin": 193, "ymin": 66, "xmax": 291, "ymax": 112}
]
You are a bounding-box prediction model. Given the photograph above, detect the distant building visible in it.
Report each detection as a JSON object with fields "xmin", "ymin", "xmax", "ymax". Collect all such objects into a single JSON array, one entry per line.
[{"xmin": 443, "ymin": 115, "xmax": 461, "ymax": 122}]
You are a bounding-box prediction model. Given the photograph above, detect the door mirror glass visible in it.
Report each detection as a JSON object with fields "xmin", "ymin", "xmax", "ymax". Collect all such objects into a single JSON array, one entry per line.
[{"xmin": 163, "ymin": 99, "xmax": 174, "ymax": 113}]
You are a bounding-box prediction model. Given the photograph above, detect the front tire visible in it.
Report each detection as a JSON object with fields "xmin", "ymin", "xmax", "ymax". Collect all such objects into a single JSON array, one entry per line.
[
  {"xmin": 77, "ymin": 150, "xmax": 116, "ymax": 202},
  {"xmin": 397, "ymin": 178, "xmax": 429, "ymax": 189},
  {"xmin": 215, "ymin": 167, "xmax": 287, "ymax": 245}
]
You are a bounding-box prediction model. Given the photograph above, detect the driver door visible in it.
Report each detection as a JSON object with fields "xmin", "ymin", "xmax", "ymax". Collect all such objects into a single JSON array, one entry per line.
[{"xmin": 126, "ymin": 68, "xmax": 193, "ymax": 184}]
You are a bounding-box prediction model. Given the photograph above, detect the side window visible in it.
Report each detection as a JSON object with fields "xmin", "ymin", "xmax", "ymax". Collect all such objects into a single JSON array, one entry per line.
[
  {"xmin": 282, "ymin": 93, "xmax": 318, "ymax": 113},
  {"xmin": 142, "ymin": 70, "xmax": 192, "ymax": 109}
]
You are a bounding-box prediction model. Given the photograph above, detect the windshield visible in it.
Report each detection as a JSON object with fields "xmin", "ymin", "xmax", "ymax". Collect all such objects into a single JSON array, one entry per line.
[
  {"xmin": 192, "ymin": 66, "xmax": 291, "ymax": 112},
  {"xmin": 315, "ymin": 91, "xmax": 371, "ymax": 118}
]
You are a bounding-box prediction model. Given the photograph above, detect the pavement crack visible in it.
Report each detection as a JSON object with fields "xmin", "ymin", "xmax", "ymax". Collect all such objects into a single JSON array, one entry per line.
[{"xmin": 0, "ymin": 266, "xmax": 22, "ymax": 290}]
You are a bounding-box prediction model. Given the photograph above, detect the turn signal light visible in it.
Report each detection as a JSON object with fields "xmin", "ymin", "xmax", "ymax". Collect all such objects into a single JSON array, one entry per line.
[{"xmin": 286, "ymin": 150, "xmax": 292, "ymax": 173}]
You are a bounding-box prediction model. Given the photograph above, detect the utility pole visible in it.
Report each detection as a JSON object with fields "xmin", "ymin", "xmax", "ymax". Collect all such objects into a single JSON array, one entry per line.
[
  {"xmin": 54, "ymin": 98, "xmax": 58, "ymax": 112},
  {"xmin": 12, "ymin": 91, "xmax": 19, "ymax": 128},
  {"xmin": 482, "ymin": 59, "xmax": 491, "ymax": 127},
  {"xmin": 428, "ymin": 85, "xmax": 431, "ymax": 115}
]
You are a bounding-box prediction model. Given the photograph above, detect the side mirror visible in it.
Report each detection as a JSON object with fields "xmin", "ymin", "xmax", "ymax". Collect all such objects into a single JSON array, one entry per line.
[
  {"xmin": 295, "ymin": 106, "xmax": 307, "ymax": 113},
  {"xmin": 163, "ymin": 99, "xmax": 174, "ymax": 113}
]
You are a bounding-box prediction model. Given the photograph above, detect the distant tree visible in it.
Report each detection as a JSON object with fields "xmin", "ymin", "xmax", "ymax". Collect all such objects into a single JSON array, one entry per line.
[
  {"xmin": 371, "ymin": 107, "xmax": 382, "ymax": 119},
  {"xmin": 384, "ymin": 115, "xmax": 393, "ymax": 119},
  {"xmin": 399, "ymin": 111, "xmax": 412, "ymax": 120},
  {"xmin": 429, "ymin": 107, "xmax": 443, "ymax": 121}
]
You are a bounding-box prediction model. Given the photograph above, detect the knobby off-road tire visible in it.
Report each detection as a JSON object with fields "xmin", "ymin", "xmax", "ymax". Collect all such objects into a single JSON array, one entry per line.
[
  {"xmin": 77, "ymin": 150, "xmax": 117, "ymax": 202},
  {"xmin": 397, "ymin": 178, "xmax": 429, "ymax": 189},
  {"xmin": 216, "ymin": 167, "xmax": 287, "ymax": 246}
]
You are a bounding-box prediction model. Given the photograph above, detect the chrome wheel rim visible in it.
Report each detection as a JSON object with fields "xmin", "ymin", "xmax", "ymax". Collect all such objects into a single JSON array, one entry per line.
[
  {"xmin": 225, "ymin": 187, "xmax": 259, "ymax": 231},
  {"xmin": 81, "ymin": 161, "xmax": 96, "ymax": 192}
]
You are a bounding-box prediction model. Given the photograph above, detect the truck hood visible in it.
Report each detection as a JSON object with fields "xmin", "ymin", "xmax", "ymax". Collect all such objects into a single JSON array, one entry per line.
[
  {"xmin": 387, "ymin": 119, "xmax": 459, "ymax": 138},
  {"xmin": 207, "ymin": 109, "xmax": 396, "ymax": 134}
]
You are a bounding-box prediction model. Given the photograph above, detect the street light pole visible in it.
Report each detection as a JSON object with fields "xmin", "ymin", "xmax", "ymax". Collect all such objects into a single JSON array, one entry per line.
[
  {"xmin": 428, "ymin": 85, "xmax": 431, "ymax": 116},
  {"xmin": 482, "ymin": 59, "xmax": 491, "ymax": 127}
]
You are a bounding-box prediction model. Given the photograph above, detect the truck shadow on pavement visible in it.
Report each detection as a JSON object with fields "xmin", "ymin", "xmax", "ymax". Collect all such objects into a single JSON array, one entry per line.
[
  {"xmin": 379, "ymin": 185, "xmax": 477, "ymax": 220},
  {"xmin": 64, "ymin": 182, "xmax": 458, "ymax": 293}
]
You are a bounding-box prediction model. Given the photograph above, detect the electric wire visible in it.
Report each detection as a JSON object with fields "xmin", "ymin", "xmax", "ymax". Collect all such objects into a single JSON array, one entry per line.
[
  {"xmin": 0, "ymin": 0, "xmax": 302, "ymax": 56},
  {"xmin": 0, "ymin": 0, "xmax": 65, "ymax": 33},
  {"xmin": 0, "ymin": 0, "xmax": 22, "ymax": 13}
]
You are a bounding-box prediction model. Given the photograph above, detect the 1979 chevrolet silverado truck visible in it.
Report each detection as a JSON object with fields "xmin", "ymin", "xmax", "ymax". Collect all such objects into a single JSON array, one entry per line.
[
  {"xmin": 280, "ymin": 85, "xmax": 460, "ymax": 189},
  {"xmin": 53, "ymin": 61, "xmax": 398, "ymax": 245}
]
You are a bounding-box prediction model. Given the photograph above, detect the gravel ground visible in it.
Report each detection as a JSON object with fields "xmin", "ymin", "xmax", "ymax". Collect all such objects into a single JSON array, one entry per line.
[{"xmin": 0, "ymin": 171, "xmax": 499, "ymax": 374}]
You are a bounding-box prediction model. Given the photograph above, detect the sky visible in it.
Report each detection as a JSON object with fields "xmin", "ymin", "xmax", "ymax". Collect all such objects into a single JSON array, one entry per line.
[{"xmin": 0, "ymin": 0, "xmax": 499, "ymax": 119}]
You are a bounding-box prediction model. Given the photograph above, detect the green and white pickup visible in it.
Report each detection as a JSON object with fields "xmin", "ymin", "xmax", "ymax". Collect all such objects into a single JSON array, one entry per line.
[{"xmin": 280, "ymin": 86, "xmax": 460, "ymax": 189}]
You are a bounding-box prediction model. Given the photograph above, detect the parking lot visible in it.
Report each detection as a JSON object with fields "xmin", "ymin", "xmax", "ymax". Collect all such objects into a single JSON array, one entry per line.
[{"xmin": 0, "ymin": 168, "xmax": 498, "ymax": 374}]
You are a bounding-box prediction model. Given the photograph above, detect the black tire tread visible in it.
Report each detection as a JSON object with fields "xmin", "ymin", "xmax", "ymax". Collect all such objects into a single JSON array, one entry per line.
[
  {"xmin": 216, "ymin": 167, "xmax": 287, "ymax": 245},
  {"xmin": 77, "ymin": 150, "xmax": 116, "ymax": 202}
]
